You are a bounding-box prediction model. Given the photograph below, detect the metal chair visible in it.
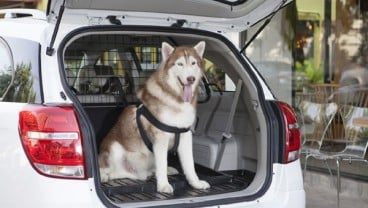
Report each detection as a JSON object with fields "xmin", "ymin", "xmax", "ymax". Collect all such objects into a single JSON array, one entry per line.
[
  {"xmin": 297, "ymin": 84, "xmax": 341, "ymax": 207},
  {"xmin": 298, "ymin": 84, "xmax": 339, "ymax": 178},
  {"xmin": 326, "ymin": 86, "xmax": 368, "ymax": 207},
  {"xmin": 302, "ymin": 85, "xmax": 368, "ymax": 208}
]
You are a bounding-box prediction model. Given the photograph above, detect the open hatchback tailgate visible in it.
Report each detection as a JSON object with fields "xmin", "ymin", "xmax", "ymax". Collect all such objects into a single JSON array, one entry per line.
[{"xmin": 47, "ymin": 0, "xmax": 292, "ymax": 33}]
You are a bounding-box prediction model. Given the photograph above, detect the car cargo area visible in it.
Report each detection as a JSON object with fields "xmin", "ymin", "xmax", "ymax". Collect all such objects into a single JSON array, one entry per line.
[
  {"xmin": 101, "ymin": 160, "xmax": 254, "ymax": 203},
  {"xmin": 62, "ymin": 28, "xmax": 268, "ymax": 204}
]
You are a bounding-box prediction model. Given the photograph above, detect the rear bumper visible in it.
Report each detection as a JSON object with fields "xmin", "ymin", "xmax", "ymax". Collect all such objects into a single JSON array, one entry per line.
[
  {"xmin": 1, "ymin": 149, "xmax": 304, "ymax": 208},
  {"xmin": 221, "ymin": 160, "xmax": 306, "ymax": 208}
]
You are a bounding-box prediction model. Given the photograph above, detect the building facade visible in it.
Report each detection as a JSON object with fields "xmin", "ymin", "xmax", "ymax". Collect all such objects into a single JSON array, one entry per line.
[{"xmin": 0, "ymin": 0, "xmax": 46, "ymax": 10}]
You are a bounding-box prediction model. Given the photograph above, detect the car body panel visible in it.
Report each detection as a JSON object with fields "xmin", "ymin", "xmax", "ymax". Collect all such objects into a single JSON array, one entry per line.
[
  {"xmin": 0, "ymin": 1, "xmax": 304, "ymax": 207},
  {"xmin": 47, "ymin": 0, "xmax": 292, "ymax": 33},
  {"xmin": 221, "ymin": 161, "xmax": 305, "ymax": 208},
  {"xmin": 0, "ymin": 102, "xmax": 99, "ymax": 208}
]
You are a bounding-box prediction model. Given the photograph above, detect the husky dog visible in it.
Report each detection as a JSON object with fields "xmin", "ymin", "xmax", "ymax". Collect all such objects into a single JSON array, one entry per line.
[{"xmin": 98, "ymin": 41, "xmax": 210, "ymax": 193}]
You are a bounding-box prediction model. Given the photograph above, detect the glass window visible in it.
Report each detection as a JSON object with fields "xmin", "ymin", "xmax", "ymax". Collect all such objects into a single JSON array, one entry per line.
[
  {"xmin": 1, "ymin": 37, "xmax": 41, "ymax": 103},
  {"xmin": 292, "ymin": 0, "xmax": 368, "ymax": 181},
  {"xmin": 293, "ymin": 0, "xmax": 368, "ymax": 88},
  {"xmin": 0, "ymin": 37, "xmax": 14, "ymax": 100},
  {"xmin": 244, "ymin": 5, "xmax": 294, "ymax": 104},
  {"xmin": 239, "ymin": 0, "xmax": 368, "ymax": 179},
  {"xmin": 244, "ymin": 0, "xmax": 368, "ymax": 104},
  {"xmin": 204, "ymin": 59, "xmax": 227, "ymax": 92}
]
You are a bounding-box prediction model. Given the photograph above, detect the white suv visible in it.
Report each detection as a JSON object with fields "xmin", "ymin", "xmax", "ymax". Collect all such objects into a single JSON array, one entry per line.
[{"xmin": 0, "ymin": 0, "xmax": 305, "ymax": 207}]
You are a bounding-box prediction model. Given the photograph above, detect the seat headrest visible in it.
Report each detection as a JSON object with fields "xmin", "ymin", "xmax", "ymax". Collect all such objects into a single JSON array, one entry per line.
[{"xmin": 94, "ymin": 65, "xmax": 114, "ymax": 76}]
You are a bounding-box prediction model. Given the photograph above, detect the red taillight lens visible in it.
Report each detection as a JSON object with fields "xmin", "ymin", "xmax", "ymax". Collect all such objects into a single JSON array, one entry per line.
[
  {"xmin": 278, "ymin": 101, "xmax": 301, "ymax": 163},
  {"xmin": 19, "ymin": 105, "xmax": 86, "ymax": 179}
]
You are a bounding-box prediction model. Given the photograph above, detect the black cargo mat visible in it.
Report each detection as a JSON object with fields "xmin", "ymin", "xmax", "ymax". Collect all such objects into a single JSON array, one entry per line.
[{"xmin": 101, "ymin": 165, "xmax": 254, "ymax": 203}]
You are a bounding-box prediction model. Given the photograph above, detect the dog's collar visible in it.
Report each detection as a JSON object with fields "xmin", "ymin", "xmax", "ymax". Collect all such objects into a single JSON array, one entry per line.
[{"xmin": 136, "ymin": 104, "xmax": 191, "ymax": 154}]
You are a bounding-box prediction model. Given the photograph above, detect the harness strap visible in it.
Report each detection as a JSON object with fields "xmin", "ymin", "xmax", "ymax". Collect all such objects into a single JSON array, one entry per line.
[{"xmin": 136, "ymin": 105, "xmax": 190, "ymax": 154}]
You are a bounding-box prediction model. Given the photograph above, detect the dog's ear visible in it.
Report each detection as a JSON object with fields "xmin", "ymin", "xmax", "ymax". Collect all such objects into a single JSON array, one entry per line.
[
  {"xmin": 194, "ymin": 41, "xmax": 206, "ymax": 58},
  {"xmin": 162, "ymin": 42, "xmax": 175, "ymax": 61}
]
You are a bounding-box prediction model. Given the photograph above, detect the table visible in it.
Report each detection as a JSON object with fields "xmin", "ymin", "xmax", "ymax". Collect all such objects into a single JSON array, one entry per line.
[{"xmin": 352, "ymin": 117, "xmax": 368, "ymax": 128}]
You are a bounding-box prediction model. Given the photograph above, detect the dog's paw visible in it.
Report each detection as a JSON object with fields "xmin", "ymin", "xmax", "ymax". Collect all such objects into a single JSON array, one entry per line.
[
  {"xmin": 190, "ymin": 180, "xmax": 210, "ymax": 190},
  {"xmin": 99, "ymin": 168, "xmax": 109, "ymax": 182},
  {"xmin": 157, "ymin": 183, "xmax": 174, "ymax": 193},
  {"xmin": 167, "ymin": 166, "xmax": 179, "ymax": 175}
]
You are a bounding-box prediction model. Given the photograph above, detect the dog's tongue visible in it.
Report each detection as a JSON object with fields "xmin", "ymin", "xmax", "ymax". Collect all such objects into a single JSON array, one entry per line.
[{"xmin": 183, "ymin": 84, "xmax": 192, "ymax": 102}]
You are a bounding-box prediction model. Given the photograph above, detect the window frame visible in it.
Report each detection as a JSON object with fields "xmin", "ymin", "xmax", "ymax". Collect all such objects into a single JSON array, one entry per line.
[{"xmin": 0, "ymin": 37, "xmax": 15, "ymax": 101}]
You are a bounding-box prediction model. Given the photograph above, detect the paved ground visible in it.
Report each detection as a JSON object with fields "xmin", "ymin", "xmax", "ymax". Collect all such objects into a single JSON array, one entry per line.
[
  {"xmin": 305, "ymin": 183, "xmax": 368, "ymax": 208},
  {"xmin": 304, "ymin": 170, "xmax": 368, "ymax": 208}
]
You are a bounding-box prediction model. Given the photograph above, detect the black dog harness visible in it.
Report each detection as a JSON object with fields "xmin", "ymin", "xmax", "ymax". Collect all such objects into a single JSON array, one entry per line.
[{"xmin": 136, "ymin": 105, "xmax": 191, "ymax": 154}]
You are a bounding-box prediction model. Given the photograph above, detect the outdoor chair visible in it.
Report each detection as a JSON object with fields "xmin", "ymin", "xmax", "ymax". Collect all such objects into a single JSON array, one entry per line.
[
  {"xmin": 327, "ymin": 85, "xmax": 368, "ymax": 207},
  {"xmin": 298, "ymin": 84, "xmax": 339, "ymax": 177},
  {"xmin": 301, "ymin": 85, "xmax": 368, "ymax": 208}
]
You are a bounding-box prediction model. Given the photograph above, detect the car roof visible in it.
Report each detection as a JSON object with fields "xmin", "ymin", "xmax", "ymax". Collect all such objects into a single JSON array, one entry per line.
[{"xmin": 0, "ymin": 17, "xmax": 48, "ymax": 42}]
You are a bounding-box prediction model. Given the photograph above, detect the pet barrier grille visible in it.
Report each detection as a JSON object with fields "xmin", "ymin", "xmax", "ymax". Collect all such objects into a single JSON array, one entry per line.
[{"xmin": 64, "ymin": 34, "xmax": 164, "ymax": 104}]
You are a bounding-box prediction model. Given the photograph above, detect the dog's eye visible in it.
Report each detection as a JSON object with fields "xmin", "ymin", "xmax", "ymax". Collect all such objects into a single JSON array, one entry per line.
[
  {"xmin": 177, "ymin": 62, "xmax": 184, "ymax": 67},
  {"xmin": 191, "ymin": 61, "xmax": 196, "ymax": 65}
]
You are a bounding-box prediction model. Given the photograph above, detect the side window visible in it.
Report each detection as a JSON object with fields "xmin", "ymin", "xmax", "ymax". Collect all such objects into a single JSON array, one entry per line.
[
  {"xmin": 204, "ymin": 59, "xmax": 235, "ymax": 92},
  {"xmin": 95, "ymin": 49, "xmax": 125, "ymax": 76},
  {"xmin": 0, "ymin": 37, "xmax": 13, "ymax": 100},
  {"xmin": 0, "ymin": 37, "xmax": 41, "ymax": 103},
  {"xmin": 135, "ymin": 46, "xmax": 161, "ymax": 71}
]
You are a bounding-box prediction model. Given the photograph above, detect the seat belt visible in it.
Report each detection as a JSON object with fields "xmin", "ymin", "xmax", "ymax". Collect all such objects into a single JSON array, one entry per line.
[{"xmin": 214, "ymin": 79, "xmax": 242, "ymax": 170}]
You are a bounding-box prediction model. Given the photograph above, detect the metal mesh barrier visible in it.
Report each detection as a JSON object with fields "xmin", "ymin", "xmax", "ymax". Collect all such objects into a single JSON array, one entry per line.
[{"xmin": 63, "ymin": 34, "xmax": 163, "ymax": 104}]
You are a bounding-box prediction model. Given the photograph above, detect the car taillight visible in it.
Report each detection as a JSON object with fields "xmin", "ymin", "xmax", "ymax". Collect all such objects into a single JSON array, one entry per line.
[
  {"xmin": 278, "ymin": 101, "xmax": 301, "ymax": 163},
  {"xmin": 19, "ymin": 105, "xmax": 86, "ymax": 179}
]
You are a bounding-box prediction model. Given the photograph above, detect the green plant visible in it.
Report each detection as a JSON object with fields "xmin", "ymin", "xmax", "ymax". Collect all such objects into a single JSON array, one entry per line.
[{"xmin": 295, "ymin": 58, "xmax": 323, "ymax": 84}]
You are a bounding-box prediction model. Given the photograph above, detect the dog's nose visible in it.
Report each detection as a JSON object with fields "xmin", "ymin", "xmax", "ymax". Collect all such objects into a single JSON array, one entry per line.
[{"xmin": 187, "ymin": 76, "xmax": 195, "ymax": 84}]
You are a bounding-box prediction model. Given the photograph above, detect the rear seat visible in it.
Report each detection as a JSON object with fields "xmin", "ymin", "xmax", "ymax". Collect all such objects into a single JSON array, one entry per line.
[
  {"xmin": 73, "ymin": 64, "xmax": 126, "ymax": 104},
  {"xmin": 75, "ymin": 65, "xmax": 100, "ymax": 94}
]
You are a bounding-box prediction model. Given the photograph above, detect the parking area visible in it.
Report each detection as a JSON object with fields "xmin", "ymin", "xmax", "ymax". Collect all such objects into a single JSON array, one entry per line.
[{"xmin": 304, "ymin": 169, "xmax": 368, "ymax": 208}]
